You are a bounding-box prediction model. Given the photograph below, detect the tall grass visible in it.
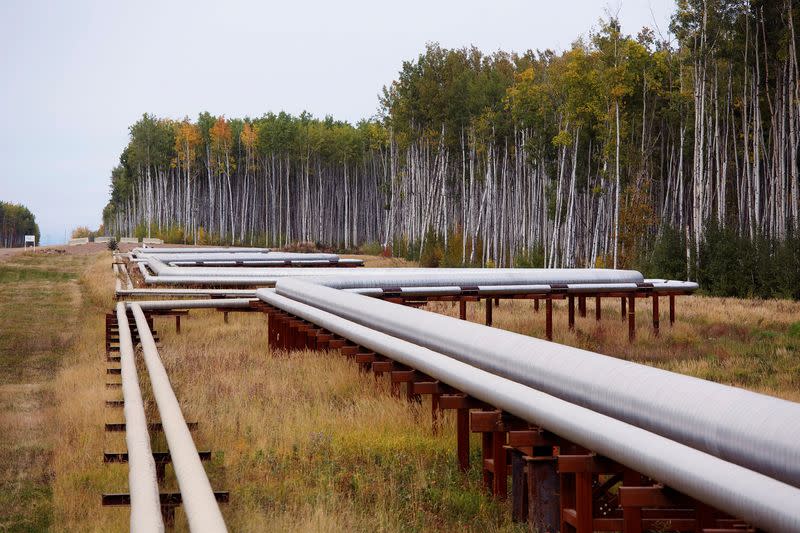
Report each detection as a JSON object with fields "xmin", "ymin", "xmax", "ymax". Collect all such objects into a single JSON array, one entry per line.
[{"xmin": 7, "ymin": 251, "xmax": 799, "ymax": 530}]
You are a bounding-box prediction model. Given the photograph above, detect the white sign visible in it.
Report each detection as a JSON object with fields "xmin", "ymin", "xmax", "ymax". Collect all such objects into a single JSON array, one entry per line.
[{"xmin": 24, "ymin": 235, "xmax": 35, "ymax": 243}]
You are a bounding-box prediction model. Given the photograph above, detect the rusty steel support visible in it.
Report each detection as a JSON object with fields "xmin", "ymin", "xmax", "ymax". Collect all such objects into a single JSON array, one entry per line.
[
  {"xmin": 669, "ymin": 294, "xmax": 676, "ymax": 326},
  {"xmin": 440, "ymin": 394, "xmax": 475, "ymax": 472},
  {"xmin": 578, "ymin": 296, "xmax": 586, "ymax": 318},
  {"xmin": 492, "ymin": 430, "xmax": 508, "ymax": 499},
  {"xmin": 652, "ymin": 295, "xmax": 660, "ymax": 337},
  {"xmin": 510, "ymin": 449, "xmax": 527, "ymax": 522},
  {"xmin": 175, "ymin": 315, "xmax": 181, "ymax": 334},
  {"xmin": 628, "ymin": 293, "xmax": 636, "ymax": 342},
  {"xmin": 485, "ymin": 298, "xmax": 493, "ymax": 327},
  {"xmin": 621, "ymin": 296, "xmax": 627, "ymax": 320},
  {"xmin": 568, "ymin": 296, "xmax": 575, "ymax": 331},
  {"xmin": 459, "ymin": 298, "xmax": 467, "ymax": 320},
  {"xmin": 559, "ymin": 455, "xmax": 599, "ymax": 533},
  {"xmin": 494, "ymin": 298, "xmax": 500, "ymax": 308},
  {"xmin": 528, "ymin": 455, "xmax": 559, "ymax": 532},
  {"xmin": 457, "ymin": 409, "xmax": 470, "ymax": 472},
  {"xmin": 545, "ymin": 297, "xmax": 553, "ymax": 341},
  {"xmin": 595, "ymin": 296, "xmax": 601, "ymax": 321},
  {"xmin": 534, "ymin": 298, "xmax": 539, "ymax": 313},
  {"xmin": 472, "ymin": 410, "xmax": 509, "ymax": 499}
]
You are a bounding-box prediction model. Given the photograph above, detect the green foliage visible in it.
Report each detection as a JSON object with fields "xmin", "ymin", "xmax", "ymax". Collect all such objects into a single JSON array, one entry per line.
[
  {"xmin": 513, "ymin": 246, "xmax": 545, "ymax": 268},
  {"xmin": 640, "ymin": 226, "xmax": 687, "ymax": 280},
  {"xmin": 0, "ymin": 201, "xmax": 39, "ymax": 247},
  {"xmin": 419, "ymin": 229, "xmax": 444, "ymax": 268},
  {"xmin": 358, "ymin": 242, "xmax": 383, "ymax": 256},
  {"xmin": 0, "ymin": 265, "xmax": 77, "ymax": 284},
  {"xmin": 101, "ymin": 3, "xmax": 800, "ymax": 301},
  {"xmin": 697, "ymin": 222, "xmax": 799, "ymax": 299}
]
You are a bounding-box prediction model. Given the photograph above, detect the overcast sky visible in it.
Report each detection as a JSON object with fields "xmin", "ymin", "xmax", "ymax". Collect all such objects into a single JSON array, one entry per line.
[{"xmin": 0, "ymin": 0, "xmax": 676, "ymax": 245}]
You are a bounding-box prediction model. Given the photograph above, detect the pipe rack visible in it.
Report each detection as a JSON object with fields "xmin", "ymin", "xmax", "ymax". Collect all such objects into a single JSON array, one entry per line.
[{"xmin": 258, "ymin": 290, "xmax": 800, "ymax": 532}]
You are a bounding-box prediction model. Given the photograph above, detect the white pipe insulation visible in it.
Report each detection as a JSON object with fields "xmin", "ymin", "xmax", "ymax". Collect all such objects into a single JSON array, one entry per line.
[
  {"xmin": 129, "ymin": 304, "xmax": 227, "ymax": 533},
  {"xmin": 259, "ymin": 290, "xmax": 800, "ymax": 532},
  {"xmin": 115, "ymin": 303, "xmax": 164, "ymax": 533},
  {"xmin": 267, "ymin": 279, "xmax": 800, "ymax": 489}
]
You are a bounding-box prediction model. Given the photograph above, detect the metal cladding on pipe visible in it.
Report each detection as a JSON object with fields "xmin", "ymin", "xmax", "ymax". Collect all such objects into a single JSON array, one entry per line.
[
  {"xmin": 115, "ymin": 303, "xmax": 164, "ymax": 533},
  {"xmin": 143, "ymin": 258, "xmax": 646, "ymax": 283},
  {"xmin": 259, "ymin": 290, "xmax": 800, "ymax": 531},
  {"xmin": 139, "ymin": 252, "xmax": 342, "ymax": 263},
  {"xmin": 130, "ymin": 305, "xmax": 227, "ymax": 533},
  {"xmin": 130, "ymin": 298, "xmax": 255, "ymax": 311},
  {"xmin": 112, "ymin": 263, "xmax": 122, "ymax": 292},
  {"xmin": 116, "ymin": 288, "xmax": 257, "ymax": 298},
  {"xmin": 271, "ymin": 279, "xmax": 800, "ymax": 489},
  {"xmin": 346, "ymin": 280, "xmax": 699, "ymax": 298},
  {"xmin": 168, "ymin": 259, "xmax": 364, "ymax": 268},
  {"xmin": 132, "ymin": 247, "xmax": 270, "ymax": 254}
]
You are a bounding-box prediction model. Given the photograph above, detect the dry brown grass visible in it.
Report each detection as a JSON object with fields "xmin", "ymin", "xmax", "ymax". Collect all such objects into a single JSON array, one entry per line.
[
  {"xmin": 0, "ymin": 250, "xmax": 105, "ymax": 531},
  {"xmin": 50, "ymin": 252, "xmax": 130, "ymax": 532},
  {"xmin": 5, "ymin": 251, "xmax": 800, "ymax": 531},
  {"xmin": 154, "ymin": 311, "xmax": 516, "ymax": 532},
  {"xmin": 343, "ymin": 254, "xmax": 417, "ymax": 268}
]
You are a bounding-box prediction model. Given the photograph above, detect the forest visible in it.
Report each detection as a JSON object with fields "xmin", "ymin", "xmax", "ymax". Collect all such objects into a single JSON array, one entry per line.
[
  {"xmin": 0, "ymin": 201, "xmax": 39, "ymax": 248},
  {"xmin": 103, "ymin": 0, "xmax": 800, "ymax": 298}
]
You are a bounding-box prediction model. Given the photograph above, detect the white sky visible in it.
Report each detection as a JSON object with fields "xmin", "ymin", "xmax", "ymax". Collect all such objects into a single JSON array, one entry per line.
[{"xmin": 0, "ymin": 0, "xmax": 676, "ymax": 245}]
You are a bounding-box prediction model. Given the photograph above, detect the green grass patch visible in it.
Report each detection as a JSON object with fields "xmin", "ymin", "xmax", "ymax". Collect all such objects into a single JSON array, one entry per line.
[{"xmin": 0, "ymin": 265, "xmax": 77, "ymax": 283}]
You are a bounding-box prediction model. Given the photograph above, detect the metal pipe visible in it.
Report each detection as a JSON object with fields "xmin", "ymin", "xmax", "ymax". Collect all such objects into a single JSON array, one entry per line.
[
  {"xmin": 113, "ymin": 263, "xmax": 122, "ymax": 292},
  {"xmin": 115, "ymin": 303, "xmax": 164, "ymax": 533},
  {"xmin": 346, "ymin": 281, "xmax": 698, "ymax": 298},
  {"xmin": 129, "ymin": 305, "xmax": 227, "ymax": 533},
  {"xmin": 116, "ymin": 288, "xmax": 257, "ymax": 298},
  {"xmin": 269, "ymin": 279, "xmax": 800, "ymax": 488},
  {"xmin": 129, "ymin": 298, "xmax": 255, "ymax": 311},
  {"xmin": 142, "ymin": 258, "xmax": 646, "ymax": 284},
  {"xmin": 134, "ymin": 252, "xmax": 340, "ymax": 262},
  {"xmin": 167, "ymin": 259, "xmax": 364, "ymax": 267},
  {"xmin": 260, "ymin": 290, "xmax": 800, "ymax": 531},
  {"xmin": 132, "ymin": 247, "xmax": 271, "ymax": 254}
]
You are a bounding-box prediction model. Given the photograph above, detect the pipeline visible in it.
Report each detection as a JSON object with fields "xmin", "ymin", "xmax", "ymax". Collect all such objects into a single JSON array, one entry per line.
[
  {"xmin": 115, "ymin": 303, "xmax": 164, "ymax": 532},
  {"xmin": 346, "ymin": 280, "xmax": 698, "ymax": 297},
  {"xmin": 132, "ymin": 246, "xmax": 271, "ymax": 254},
  {"xmin": 166, "ymin": 259, "xmax": 362, "ymax": 266},
  {"xmin": 139, "ymin": 258, "xmax": 648, "ymax": 286},
  {"xmin": 129, "ymin": 304, "xmax": 227, "ymax": 533},
  {"xmin": 260, "ymin": 290, "xmax": 800, "ymax": 532},
  {"xmin": 116, "ymin": 288, "xmax": 258, "ymax": 298},
  {"xmin": 132, "ymin": 251, "xmax": 341, "ymax": 262},
  {"xmin": 129, "ymin": 298, "xmax": 255, "ymax": 311},
  {"xmin": 267, "ymin": 279, "xmax": 800, "ymax": 489}
]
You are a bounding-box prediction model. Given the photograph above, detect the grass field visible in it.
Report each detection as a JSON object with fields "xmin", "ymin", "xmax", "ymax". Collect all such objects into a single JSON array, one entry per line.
[
  {"xmin": 0, "ymin": 251, "xmax": 94, "ymax": 531},
  {"xmin": 1, "ymin": 249, "xmax": 799, "ymax": 531}
]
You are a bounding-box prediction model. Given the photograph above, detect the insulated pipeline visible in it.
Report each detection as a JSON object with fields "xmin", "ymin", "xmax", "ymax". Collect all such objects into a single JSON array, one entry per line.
[
  {"xmin": 260, "ymin": 290, "xmax": 800, "ymax": 532},
  {"xmin": 269, "ymin": 280, "xmax": 800, "ymax": 489},
  {"xmin": 128, "ymin": 298, "xmax": 255, "ymax": 311},
  {"xmin": 130, "ymin": 305, "xmax": 227, "ymax": 533},
  {"xmin": 346, "ymin": 280, "xmax": 698, "ymax": 297},
  {"xmin": 116, "ymin": 303, "xmax": 164, "ymax": 533}
]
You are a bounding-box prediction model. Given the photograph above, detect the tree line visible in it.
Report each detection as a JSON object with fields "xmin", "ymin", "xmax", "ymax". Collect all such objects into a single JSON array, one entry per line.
[
  {"xmin": 103, "ymin": 1, "xmax": 800, "ymax": 298},
  {"xmin": 0, "ymin": 201, "xmax": 39, "ymax": 248}
]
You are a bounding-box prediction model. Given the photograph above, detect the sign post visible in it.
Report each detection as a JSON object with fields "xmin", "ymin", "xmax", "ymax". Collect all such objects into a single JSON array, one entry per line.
[{"xmin": 24, "ymin": 235, "xmax": 35, "ymax": 250}]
